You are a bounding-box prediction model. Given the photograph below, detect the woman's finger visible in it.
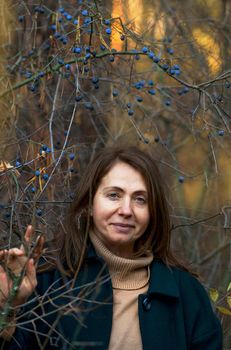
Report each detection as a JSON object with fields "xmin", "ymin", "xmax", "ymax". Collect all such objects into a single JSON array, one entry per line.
[
  {"xmin": 24, "ymin": 225, "xmax": 34, "ymax": 243},
  {"xmin": 7, "ymin": 248, "xmax": 24, "ymax": 256},
  {"xmin": 24, "ymin": 258, "xmax": 37, "ymax": 290}
]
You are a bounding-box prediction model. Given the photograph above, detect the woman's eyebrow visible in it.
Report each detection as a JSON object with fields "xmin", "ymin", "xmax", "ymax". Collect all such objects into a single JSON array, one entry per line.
[{"xmin": 103, "ymin": 186, "xmax": 148, "ymax": 194}]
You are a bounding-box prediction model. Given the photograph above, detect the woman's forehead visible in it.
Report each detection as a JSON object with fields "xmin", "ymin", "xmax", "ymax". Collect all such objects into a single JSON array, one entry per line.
[{"xmin": 98, "ymin": 161, "xmax": 147, "ymax": 191}]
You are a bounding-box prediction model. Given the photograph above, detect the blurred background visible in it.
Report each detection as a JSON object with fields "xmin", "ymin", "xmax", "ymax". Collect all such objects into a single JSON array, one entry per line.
[{"xmin": 0, "ymin": 0, "xmax": 230, "ymax": 347}]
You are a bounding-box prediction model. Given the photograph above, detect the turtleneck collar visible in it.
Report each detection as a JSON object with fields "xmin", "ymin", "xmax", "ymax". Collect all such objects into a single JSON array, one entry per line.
[{"xmin": 89, "ymin": 231, "xmax": 153, "ymax": 290}]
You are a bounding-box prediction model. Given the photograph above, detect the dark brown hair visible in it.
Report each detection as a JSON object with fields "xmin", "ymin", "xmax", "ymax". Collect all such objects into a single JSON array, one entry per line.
[{"xmin": 57, "ymin": 146, "xmax": 192, "ymax": 275}]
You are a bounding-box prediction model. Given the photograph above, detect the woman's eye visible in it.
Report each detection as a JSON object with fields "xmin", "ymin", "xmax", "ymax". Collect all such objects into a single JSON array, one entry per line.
[
  {"xmin": 135, "ymin": 196, "xmax": 146, "ymax": 204},
  {"xmin": 107, "ymin": 192, "xmax": 119, "ymax": 200}
]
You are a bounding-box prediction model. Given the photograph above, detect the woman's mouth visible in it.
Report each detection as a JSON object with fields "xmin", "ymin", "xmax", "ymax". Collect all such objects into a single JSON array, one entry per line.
[{"xmin": 111, "ymin": 223, "xmax": 135, "ymax": 233}]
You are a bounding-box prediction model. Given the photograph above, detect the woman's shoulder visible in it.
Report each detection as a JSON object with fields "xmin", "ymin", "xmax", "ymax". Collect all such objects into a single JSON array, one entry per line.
[{"xmin": 150, "ymin": 259, "xmax": 217, "ymax": 310}]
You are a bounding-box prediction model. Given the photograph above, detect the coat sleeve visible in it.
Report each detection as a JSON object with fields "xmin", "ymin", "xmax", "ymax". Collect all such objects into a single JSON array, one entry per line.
[
  {"xmin": 178, "ymin": 270, "xmax": 223, "ymax": 350},
  {"xmin": 0, "ymin": 269, "xmax": 60, "ymax": 349}
]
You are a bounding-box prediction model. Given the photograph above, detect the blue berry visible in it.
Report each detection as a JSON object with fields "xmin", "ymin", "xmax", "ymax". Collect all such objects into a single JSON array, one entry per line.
[
  {"xmin": 58, "ymin": 17, "xmax": 63, "ymax": 23},
  {"xmin": 75, "ymin": 95, "xmax": 83, "ymax": 102},
  {"xmin": 178, "ymin": 176, "xmax": 185, "ymax": 183},
  {"xmin": 31, "ymin": 186, "xmax": 35, "ymax": 193},
  {"xmin": 60, "ymin": 36, "xmax": 68, "ymax": 44},
  {"xmin": 85, "ymin": 53, "xmax": 91, "ymax": 60},
  {"xmin": 84, "ymin": 102, "xmax": 93, "ymax": 110},
  {"xmin": 66, "ymin": 14, "xmax": 72, "ymax": 20},
  {"xmin": 148, "ymin": 51, "xmax": 155, "ymax": 59},
  {"xmin": 128, "ymin": 109, "xmax": 134, "ymax": 116},
  {"xmin": 109, "ymin": 55, "xmax": 115, "ymax": 62},
  {"xmin": 91, "ymin": 76, "xmax": 99, "ymax": 84},
  {"xmin": 148, "ymin": 80, "xmax": 154, "ymax": 86},
  {"xmin": 105, "ymin": 27, "xmax": 111, "ymax": 35},
  {"xmin": 28, "ymin": 50, "xmax": 35, "ymax": 57},
  {"xmin": 112, "ymin": 89, "xmax": 118, "ymax": 97},
  {"xmin": 15, "ymin": 161, "xmax": 21, "ymax": 167},
  {"xmin": 69, "ymin": 192, "xmax": 75, "ymax": 199},
  {"xmin": 39, "ymin": 71, "xmax": 45, "ymax": 77},
  {"xmin": 59, "ymin": 7, "xmax": 65, "ymax": 13},
  {"xmin": 65, "ymin": 63, "xmax": 71, "ymax": 70},
  {"xmin": 35, "ymin": 170, "xmax": 40, "ymax": 176},
  {"xmin": 84, "ymin": 18, "xmax": 91, "ymax": 25},
  {"xmin": 34, "ymin": 6, "xmax": 44, "ymax": 13},
  {"xmin": 42, "ymin": 174, "xmax": 49, "ymax": 180},
  {"xmin": 25, "ymin": 71, "xmax": 32, "ymax": 78},
  {"xmin": 73, "ymin": 19, "xmax": 78, "ymax": 25},
  {"xmin": 126, "ymin": 103, "xmax": 132, "ymax": 108},
  {"xmin": 148, "ymin": 89, "xmax": 156, "ymax": 95},
  {"xmin": 50, "ymin": 24, "xmax": 56, "ymax": 31},
  {"xmin": 42, "ymin": 145, "xmax": 48, "ymax": 151},
  {"xmin": 29, "ymin": 84, "xmax": 36, "ymax": 92},
  {"xmin": 58, "ymin": 58, "xmax": 64, "ymax": 65},
  {"xmin": 225, "ymin": 81, "xmax": 231, "ymax": 88},
  {"xmin": 143, "ymin": 138, "xmax": 149, "ymax": 144},
  {"xmin": 81, "ymin": 9, "xmax": 88, "ymax": 16},
  {"xmin": 169, "ymin": 68, "xmax": 176, "ymax": 75},
  {"xmin": 167, "ymin": 47, "xmax": 174, "ymax": 54},
  {"xmin": 153, "ymin": 56, "xmax": 160, "ymax": 63},
  {"xmin": 173, "ymin": 64, "xmax": 180, "ymax": 70},
  {"xmin": 162, "ymin": 64, "xmax": 169, "ymax": 71},
  {"xmin": 218, "ymin": 130, "xmax": 224, "ymax": 136},
  {"xmin": 43, "ymin": 42, "xmax": 51, "ymax": 50},
  {"xmin": 154, "ymin": 136, "xmax": 160, "ymax": 143},
  {"xmin": 120, "ymin": 35, "xmax": 125, "ymax": 41},
  {"xmin": 135, "ymin": 82, "xmax": 142, "ymax": 90},
  {"xmin": 136, "ymin": 96, "xmax": 143, "ymax": 102},
  {"xmin": 165, "ymin": 99, "xmax": 171, "ymax": 106},
  {"xmin": 46, "ymin": 147, "xmax": 51, "ymax": 153},
  {"xmin": 18, "ymin": 15, "xmax": 24, "ymax": 22},
  {"xmin": 36, "ymin": 209, "xmax": 43, "ymax": 216},
  {"xmin": 142, "ymin": 47, "xmax": 148, "ymax": 53},
  {"xmin": 104, "ymin": 19, "xmax": 110, "ymax": 25},
  {"xmin": 183, "ymin": 86, "xmax": 189, "ymax": 94},
  {"xmin": 69, "ymin": 153, "xmax": 75, "ymax": 160},
  {"xmin": 100, "ymin": 44, "xmax": 106, "ymax": 51},
  {"xmin": 73, "ymin": 47, "xmax": 82, "ymax": 54},
  {"xmin": 54, "ymin": 32, "xmax": 61, "ymax": 39}
]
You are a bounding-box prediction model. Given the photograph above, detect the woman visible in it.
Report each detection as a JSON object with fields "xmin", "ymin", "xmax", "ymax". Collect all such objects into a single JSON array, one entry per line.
[{"xmin": 0, "ymin": 146, "xmax": 222, "ymax": 349}]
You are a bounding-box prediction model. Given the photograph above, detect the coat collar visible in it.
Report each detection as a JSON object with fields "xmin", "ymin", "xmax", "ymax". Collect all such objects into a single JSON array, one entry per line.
[
  {"xmin": 86, "ymin": 241, "xmax": 179, "ymax": 299},
  {"xmin": 148, "ymin": 260, "xmax": 180, "ymax": 299}
]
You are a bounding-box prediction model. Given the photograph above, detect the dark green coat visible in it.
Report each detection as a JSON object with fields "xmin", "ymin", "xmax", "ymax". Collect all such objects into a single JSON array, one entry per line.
[{"xmin": 1, "ymin": 244, "xmax": 222, "ymax": 349}]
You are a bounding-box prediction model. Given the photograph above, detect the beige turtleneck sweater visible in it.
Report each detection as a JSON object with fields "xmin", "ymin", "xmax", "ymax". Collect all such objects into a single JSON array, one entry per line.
[{"xmin": 89, "ymin": 232, "xmax": 153, "ymax": 350}]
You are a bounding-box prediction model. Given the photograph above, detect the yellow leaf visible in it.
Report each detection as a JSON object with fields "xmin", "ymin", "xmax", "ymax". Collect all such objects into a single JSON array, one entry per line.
[
  {"xmin": 209, "ymin": 288, "xmax": 219, "ymax": 303},
  {"xmin": 0, "ymin": 160, "xmax": 13, "ymax": 172},
  {"xmin": 227, "ymin": 281, "xmax": 231, "ymax": 292},
  {"xmin": 227, "ymin": 296, "xmax": 231, "ymax": 308},
  {"xmin": 217, "ymin": 306, "xmax": 231, "ymax": 316},
  {"xmin": 0, "ymin": 161, "xmax": 20, "ymax": 177}
]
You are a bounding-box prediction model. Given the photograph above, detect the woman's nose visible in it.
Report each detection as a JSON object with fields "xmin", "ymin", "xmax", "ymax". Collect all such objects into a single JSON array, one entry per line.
[{"xmin": 118, "ymin": 198, "xmax": 133, "ymax": 216}]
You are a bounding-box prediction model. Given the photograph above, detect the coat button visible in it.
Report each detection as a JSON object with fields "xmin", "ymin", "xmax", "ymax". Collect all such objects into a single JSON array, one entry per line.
[{"xmin": 142, "ymin": 296, "xmax": 152, "ymax": 311}]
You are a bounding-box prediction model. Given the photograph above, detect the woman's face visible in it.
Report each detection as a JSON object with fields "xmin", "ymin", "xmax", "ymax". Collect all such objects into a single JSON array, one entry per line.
[{"xmin": 92, "ymin": 161, "xmax": 150, "ymax": 257}]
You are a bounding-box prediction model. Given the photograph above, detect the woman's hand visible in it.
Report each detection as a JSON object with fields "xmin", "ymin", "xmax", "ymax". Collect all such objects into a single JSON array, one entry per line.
[{"xmin": 0, "ymin": 225, "xmax": 44, "ymax": 308}]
